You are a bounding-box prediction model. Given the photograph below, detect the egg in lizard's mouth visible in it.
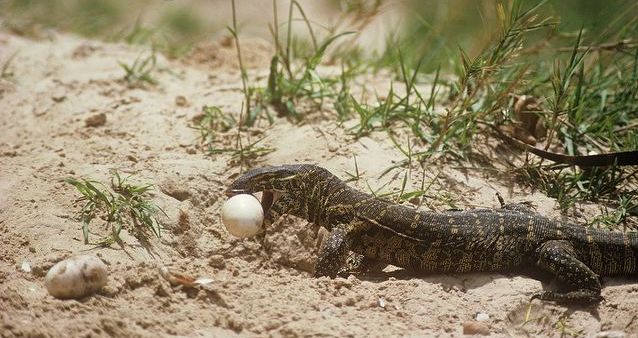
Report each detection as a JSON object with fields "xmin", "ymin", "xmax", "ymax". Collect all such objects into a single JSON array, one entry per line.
[{"xmin": 225, "ymin": 189, "xmax": 276, "ymax": 216}]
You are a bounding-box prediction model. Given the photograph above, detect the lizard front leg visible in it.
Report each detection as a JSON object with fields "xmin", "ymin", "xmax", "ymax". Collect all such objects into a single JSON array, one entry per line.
[
  {"xmin": 315, "ymin": 224, "xmax": 358, "ymax": 278},
  {"xmin": 533, "ymin": 240, "xmax": 602, "ymax": 304},
  {"xmin": 314, "ymin": 220, "xmax": 382, "ymax": 278},
  {"xmin": 319, "ymin": 205, "xmax": 387, "ymax": 277}
]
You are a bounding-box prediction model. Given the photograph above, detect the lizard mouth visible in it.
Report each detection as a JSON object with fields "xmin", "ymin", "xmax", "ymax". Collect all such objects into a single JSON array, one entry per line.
[
  {"xmin": 225, "ymin": 189, "xmax": 275, "ymax": 216},
  {"xmin": 260, "ymin": 190, "xmax": 274, "ymax": 215}
]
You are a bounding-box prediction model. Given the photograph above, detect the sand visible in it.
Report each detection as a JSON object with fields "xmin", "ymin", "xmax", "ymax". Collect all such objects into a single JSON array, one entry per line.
[{"xmin": 1, "ymin": 30, "xmax": 637, "ymax": 338}]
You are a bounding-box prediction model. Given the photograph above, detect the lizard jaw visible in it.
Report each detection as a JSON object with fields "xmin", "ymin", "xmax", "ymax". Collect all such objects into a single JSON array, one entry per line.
[{"xmin": 261, "ymin": 190, "xmax": 274, "ymax": 215}]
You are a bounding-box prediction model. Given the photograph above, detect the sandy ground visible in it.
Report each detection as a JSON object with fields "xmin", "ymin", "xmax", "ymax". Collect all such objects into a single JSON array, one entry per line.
[{"xmin": 1, "ymin": 30, "xmax": 638, "ymax": 338}]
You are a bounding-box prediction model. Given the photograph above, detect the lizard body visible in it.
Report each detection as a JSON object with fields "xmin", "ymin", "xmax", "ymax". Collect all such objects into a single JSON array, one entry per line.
[{"xmin": 227, "ymin": 164, "xmax": 638, "ymax": 303}]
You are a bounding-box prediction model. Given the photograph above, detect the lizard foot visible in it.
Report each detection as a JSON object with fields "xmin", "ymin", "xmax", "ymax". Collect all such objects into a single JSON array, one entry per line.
[{"xmin": 336, "ymin": 253, "xmax": 388, "ymax": 277}]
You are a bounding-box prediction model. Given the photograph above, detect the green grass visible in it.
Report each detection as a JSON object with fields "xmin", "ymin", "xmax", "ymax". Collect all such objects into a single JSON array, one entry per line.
[
  {"xmin": 328, "ymin": 0, "xmax": 635, "ymax": 225},
  {"xmin": 228, "ymin": 0, "xmax": 255, "ymax": 126},
  {"xmin": 191, "ymin": 104, "xmax": 273, "ymax": 169},
  {"xmin": 344, "ymin": 155, "xmax": 457, "ymax": 209},
  {"xmin": 0, "ymin": 0, "xmax": 209, "ymax": 57},
  {"xmin": 206, "ymin": 0, "xmax": 362, "ymax": 170},
  {"xmin": 501, "ymin": 11, "xmax": 638, "ymax": 220},
  {"xmin": 349, "ymin": 0, "xmax": 556, "ymax": 158},
  {"xmin": 118, "ymin": 50, "xmax": 158, "ymax": 88},
  {"xmin": 217, "ymin": 0, "xmax": 637, "ymax": 223},
  {"xmin": 1, "ymin": 51, "xmax": 18, "ymax": 80},
  {"xmin": 227, "ymin": 0, "xmax": 362, "ymax": 127},
  {"xmin": 191, "ymin": 105, "xmax": 237, "ymax": 146},
  {"xmin": 262, "ymin": 29, "xmax": 356, "ymax": 121},
  {"xmin": 65, "ymin": 171, "xmax": 166, "ymax": 246},
  {"xmin": 208, "ymin": 136, "xmax": 275, "ymax": 170},
  {"xmin": 1, "ymin": 0, "xmax": 122, "ymax": 37},
  {"xmin": 591, "ymin": 194, "xmax": 637, "ymax": 228}
]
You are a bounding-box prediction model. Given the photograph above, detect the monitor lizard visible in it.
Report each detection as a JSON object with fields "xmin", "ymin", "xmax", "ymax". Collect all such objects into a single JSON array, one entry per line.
[{"xmin": 226, "ymin": 164, "xmax": 638, "ymax": 304}]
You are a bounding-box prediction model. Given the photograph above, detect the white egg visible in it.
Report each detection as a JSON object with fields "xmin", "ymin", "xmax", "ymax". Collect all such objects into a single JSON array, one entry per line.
[
  {"xmin": 221, "ymin": 194, "xmax": 264, "ymax": 238},
  {"xmin": 45, "ymin": 255, "xmax": 108, "ymax": 299}
]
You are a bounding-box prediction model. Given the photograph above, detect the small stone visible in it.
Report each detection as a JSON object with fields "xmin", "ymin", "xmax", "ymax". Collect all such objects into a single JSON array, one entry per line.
[
  {"xmin": 155, "ymin": 283, "xmax": 171, "ymax": 297},
  {"xmin": 72, "ymin": 43, "xmax": 98, "ymax": 58},
  {"xmin": 475, "ymin": 312, "xmax": 490, "ymax": 321},
  {"xmin": 51, "ymin": 89, "xmax": 66, "ymax": 103},
  {"xmin": 463, "ymin": 321, "xmax": 490, "ymax": 336},
  {"xmin": 208, "ymin": 255, "xmax": 225, "ymax": 269},
  {"xmin": 175, "ymin": 95, "xmax": 189, "ymax": 107},
  {"xmin": 20, "ymin": 261, "xmax": 31, "ymax": 273},
  {"xmin": 595, "ymin": 331, "xmax": 626, "ymax": 338},
  {"xmin": 220, "ymin": 36, "xmax": 233, "ymax": 47},
  {"xmin": 33, "ymin": 103, "xmax": 51, "ymax": 116},
  {"xmin": 85, "ymin": 113, "xmax": 107, "ymax": 127}
]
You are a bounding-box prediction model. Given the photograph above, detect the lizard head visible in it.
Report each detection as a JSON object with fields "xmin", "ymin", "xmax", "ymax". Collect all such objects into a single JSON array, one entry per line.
[
  {"xmin": 226, "ymin": 164, "xmax": 314, "ymax": 195},
  {"xmin": 226, "ymin": 164, "xmax": 316, "ymax": 213}
]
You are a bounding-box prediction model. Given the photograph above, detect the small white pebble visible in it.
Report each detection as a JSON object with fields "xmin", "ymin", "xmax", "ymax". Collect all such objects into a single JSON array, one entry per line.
[
  {"xmin": 377, "ymin": 297, "xmax": 386, "ymax": 308},
  {"xmin": 21, "ymin": 261, "xmax": 32, "ymax": 273},
  {"xmin": 595, "ymin": 331, "xmax": 626, "ymax": 338},
  {"xmin": 45, "ymin": 255, "xmax": 107, "ymax": 299},
  {"xmin": 476, "ymin": 312, "xmax": 490, "ymax": 321},
  {"xmin": 194, "ymin": 277, "xmax": 215, "ymax": 285},
  {"xmin": 463, "ymin": 321, "xmax": 490, "ymax": 335},
  {"xmin": 221, "ymin": 194, "xmax": 263, "ymax": 238}
]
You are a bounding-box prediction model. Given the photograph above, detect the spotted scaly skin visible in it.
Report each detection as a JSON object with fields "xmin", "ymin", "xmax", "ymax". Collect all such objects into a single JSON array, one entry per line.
[{"xmin": 227, "ymin": 164, "xmax": 638, "ymax": 304}]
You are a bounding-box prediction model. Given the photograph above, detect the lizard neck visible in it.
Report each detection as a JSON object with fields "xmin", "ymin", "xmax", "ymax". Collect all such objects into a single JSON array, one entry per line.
[{"xmin": 286, "ymin": 168, "xmax": 363, "ymax": 229}]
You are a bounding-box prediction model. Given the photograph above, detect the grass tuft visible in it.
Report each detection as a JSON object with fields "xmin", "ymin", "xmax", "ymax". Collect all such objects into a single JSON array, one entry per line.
[
  {"xmin": 191, "ymin": 105, "xmax": 237, "ymax": 146},
  {"xmin": 1, "ymin": 51, "xmax": 18, "ymax": 80},
  {"xmin": 227, "ymin": 0, "xmax": 363, "ymax": 127},
  {"xmin": 192, "ymin": 104, "xmax": 273, "ymax": 170},
  {"xmin": 119, "ymin": 49, "xmax": 158, "ymax": 88},
  {"xmin": 65, "ymin": 171, "xmax": 166, "ymax": 246}
]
